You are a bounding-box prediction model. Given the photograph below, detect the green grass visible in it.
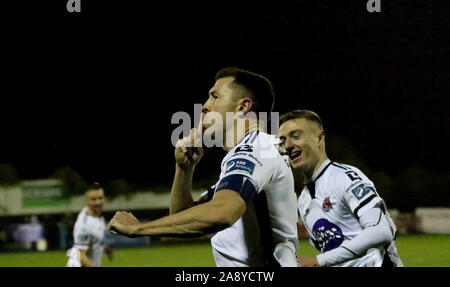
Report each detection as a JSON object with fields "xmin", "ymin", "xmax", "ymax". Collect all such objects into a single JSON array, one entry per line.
[{"xmin": 0, "ymin": 235, "xmax": 448, "ymax": 267}]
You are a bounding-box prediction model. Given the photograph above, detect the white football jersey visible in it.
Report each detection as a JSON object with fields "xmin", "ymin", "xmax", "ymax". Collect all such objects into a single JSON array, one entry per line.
[
  {"xmin": 69, "ymin": 207, "xmax": 106, "ymax": 267},
  {"xmin": 203, "ymin": 131, "xmax": 299, "ymax": 267},
  {"xmin": 298, "ymin": 159, "xmax": 403, "ymax": 267}
]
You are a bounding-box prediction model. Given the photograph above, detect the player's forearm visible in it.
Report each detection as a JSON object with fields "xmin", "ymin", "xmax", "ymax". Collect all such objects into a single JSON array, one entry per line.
[
  {"xmin": 133, "ymin": 191, "xmax": 245, "ymax": 237},
  {"xmin": 79, "ymin": 252, "xmax": 96, "ymax": 267},
  {"xmin": 135, "ymin": 201, "xmax": 231, "ymax": 237},
  {"xmin": 316, "ymin": 209, "xmax": 393, "ymax": 267},
  {"xmin": 170, "ymin": 166, "xmax": 195, "ymax": 214}
]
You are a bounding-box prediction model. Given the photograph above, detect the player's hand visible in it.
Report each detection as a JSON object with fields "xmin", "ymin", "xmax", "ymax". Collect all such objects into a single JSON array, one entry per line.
[
  {"xmin": 298, "ymin": 256, "xmax": 320, "ymax": 267},
  {"xmin": 107, "ymin": 211, "xmax": 141, "ymax": 237},
  {"xmin": 104, "ymin": 246, "xmax": 114, "ymax": 261},
  {"xmin": 175, "ymin": 128, "xmax": 204, "ymax": 170}
]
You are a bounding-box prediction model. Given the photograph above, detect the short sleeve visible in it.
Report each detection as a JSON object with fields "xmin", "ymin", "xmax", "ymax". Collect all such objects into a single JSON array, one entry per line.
[
  {"xmin": 221, "ymin": 148, "xmax": 276, "ymax": 190},
  {"xmin": 215, "ymin": 133, "xmax": 283, "ymax": 203},
  {"xmin": 73, "ymin": 226, "xmax": 91, "ymax": 250},
  {"xmin": 216, "ymin": 148, "xmax": 277, "ymax": 203}
]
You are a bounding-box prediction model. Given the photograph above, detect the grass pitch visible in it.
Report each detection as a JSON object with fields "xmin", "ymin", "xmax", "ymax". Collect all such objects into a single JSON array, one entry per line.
[{"xmin": 0, "ymin": 234, "xmax": 448, "ymax": 267}]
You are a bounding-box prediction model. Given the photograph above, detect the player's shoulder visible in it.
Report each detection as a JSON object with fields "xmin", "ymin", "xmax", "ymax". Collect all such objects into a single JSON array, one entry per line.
[
  {"xmin": 74, "ymin": 208, "xmax": 91, "ymax": 228},
  {"xmin": 326, "ymin": 161, "xmax": 369, "ymax": 180},
  {"xmin": 222, "ymin": 131, "xmax": 289, "ymax": 179},
  {"xmin": 233, "ymin": 131, "xmax": 284, "ymax": 159},
  {"xmin": 324, "ymin": 161, "xmax": 374, "ymax": 193}
]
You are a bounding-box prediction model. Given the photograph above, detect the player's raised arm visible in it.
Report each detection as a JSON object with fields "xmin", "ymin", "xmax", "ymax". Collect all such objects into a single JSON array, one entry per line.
[{"xmin": 170, "ymin": 128, "xmax": 204, "ymax": 214}]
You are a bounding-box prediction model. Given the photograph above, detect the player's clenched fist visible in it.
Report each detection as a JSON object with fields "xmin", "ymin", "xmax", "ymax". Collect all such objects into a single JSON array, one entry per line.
[
  {"xmin": 107, "ymin": 211, "xmax": 141, "ymax": 237},
  {"xmin": 175, "ymin": 128, "xmax": 204, "ymax": 170}
]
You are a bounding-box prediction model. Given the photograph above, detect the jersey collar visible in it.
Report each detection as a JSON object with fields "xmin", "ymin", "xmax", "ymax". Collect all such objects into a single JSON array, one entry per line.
[
  {"xmin": 311, "ymin": 159, "xmax": 332, "ymax": 183},
  {"xmin": 306, "ymin": 159, "xmax": 331, "ymax": 199},
  {"xmin": 236, "ymin": 130, "xmax": 260, "ymax": 146}
]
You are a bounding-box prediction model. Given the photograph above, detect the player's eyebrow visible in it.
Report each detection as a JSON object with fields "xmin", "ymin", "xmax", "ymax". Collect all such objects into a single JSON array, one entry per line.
[
  {"xmin": 279, "ymin": 130, "xmax": 302, "ymax": 143},
  {"xmin": 209, "ymin": 90, "xmax": 221, "ymax": 97},
  {"xmin": 289, "ymin": 129, "xmax": 303, "ymax": 137}
]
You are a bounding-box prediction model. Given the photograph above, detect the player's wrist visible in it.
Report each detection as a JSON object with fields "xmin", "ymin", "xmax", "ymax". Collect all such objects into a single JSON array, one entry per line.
[
  {"xmin": 130, "ymin": 222, "xmax": 145, "ymax": 236},
  {"xmin": 175, "ymin": 164, "xmax": 196, "ymax": 174}
]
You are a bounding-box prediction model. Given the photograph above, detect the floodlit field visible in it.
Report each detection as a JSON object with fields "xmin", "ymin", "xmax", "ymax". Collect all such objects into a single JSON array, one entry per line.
[{"xmin": 0, "ymin": 235, "xmax": 448, "ymax": 267}]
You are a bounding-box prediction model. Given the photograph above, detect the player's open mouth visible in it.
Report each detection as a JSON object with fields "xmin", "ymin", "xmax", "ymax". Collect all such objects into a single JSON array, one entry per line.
[{"xmin": 289, "ymin": 151, "xmax": 302, "ymax": 160}]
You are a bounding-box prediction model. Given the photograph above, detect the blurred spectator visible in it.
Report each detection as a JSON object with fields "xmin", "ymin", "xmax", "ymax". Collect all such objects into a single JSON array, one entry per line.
[
  {"xmin": 57, "ymin": 213, "xmax": 74, "ymax": 250},
  {"xmin": 12, "ymin": 215, "xmax": 44, "ymax": 250}
]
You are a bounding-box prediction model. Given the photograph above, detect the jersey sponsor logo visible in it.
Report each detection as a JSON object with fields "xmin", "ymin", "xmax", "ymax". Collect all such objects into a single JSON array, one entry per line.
[
  {"xmin": 225, "ymin": 158, "xmax": 255, "ymax": 175},
  {"xmin": 312, "ymin": 218, "xmax": 345, "ymax": 252},
  {"xmin": 226, "ymin": 161, "xmax": 236, "ymax": 171},
  {"xmin": 351, "ymin": 183, "xmax": 375, "ymax": 200},
  {"xmin": 229, "ymin": 152, "xmax": 263, "ymax": 166}
]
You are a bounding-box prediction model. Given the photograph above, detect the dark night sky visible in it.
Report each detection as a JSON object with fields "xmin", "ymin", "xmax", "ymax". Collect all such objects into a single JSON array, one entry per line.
[{"xmin": 1, "ymin": 0, "xmax": 448, "ymax": 185}]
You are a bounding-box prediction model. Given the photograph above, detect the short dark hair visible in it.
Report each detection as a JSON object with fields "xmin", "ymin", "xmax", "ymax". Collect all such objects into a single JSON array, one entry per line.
[
  {"xmin": 86, "ymin": 181, "xmax": 103, "ymax": 192},
  {"xmin": 279, "ymin": 110, "xmax": 324, "ymax": 130},
  {"xmin": 215, "ymin": 67, "xmax": 275, "ymax": 115}
]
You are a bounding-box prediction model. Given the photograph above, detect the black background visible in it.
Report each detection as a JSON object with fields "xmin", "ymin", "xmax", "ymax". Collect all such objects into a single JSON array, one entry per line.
[{"xmin": 1, "ymin": 0, "xmax": 448, "ymax": 188}]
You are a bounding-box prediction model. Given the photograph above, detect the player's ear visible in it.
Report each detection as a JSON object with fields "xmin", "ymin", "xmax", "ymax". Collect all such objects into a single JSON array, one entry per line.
[
  {"xmin": 318, "ymin": 130, "xmax": 325, "ymax": 145},
  {"xmin": 237, "ymin": 97, "xmax": 253, "ymax": 115}
]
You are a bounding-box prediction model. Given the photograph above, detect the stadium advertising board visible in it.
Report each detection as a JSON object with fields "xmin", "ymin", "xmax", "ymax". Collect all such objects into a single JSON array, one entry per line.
[{"xmin": 22, "ymin": 183, "xmax": 70, "ymax": 208}]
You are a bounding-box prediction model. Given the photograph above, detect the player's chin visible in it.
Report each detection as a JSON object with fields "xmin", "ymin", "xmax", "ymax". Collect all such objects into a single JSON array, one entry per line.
[{"xmin": 290, "ymin": 157, "xmax": 304, "ymax": 170}]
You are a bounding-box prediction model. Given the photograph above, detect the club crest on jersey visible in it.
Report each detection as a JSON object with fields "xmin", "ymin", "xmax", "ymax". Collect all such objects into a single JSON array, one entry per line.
[
  {"xmin": 225, "ymin": 158, "xmax": 255, "ymax": 175},
  {"xmin": 322, "ymin": 197, "xmax": 332, "ymax": 211},
  {"xmin": 351, "ymin": 183, "xmax": 375, "ymax": 200}
]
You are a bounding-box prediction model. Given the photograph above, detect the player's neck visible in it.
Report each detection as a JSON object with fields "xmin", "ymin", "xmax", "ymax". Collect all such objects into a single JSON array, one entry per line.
[
  {"xmin": 307, "ymin": 155, "xmax": 329, "ymax": 180},
  {"xmin": 86, "ymin": 207, "xmax": 101, "ymax": 217},
  {"xmin": 222, "ymin": 119, "xmax": 263, "ymax": 152}
]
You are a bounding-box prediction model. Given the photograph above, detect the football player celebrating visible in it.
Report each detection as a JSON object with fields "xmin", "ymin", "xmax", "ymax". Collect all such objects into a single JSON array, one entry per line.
[
  {"xmin": 278, "ymin": 110, "xmax": 403, "ymax": 267},
  {"xmin": 108, "ymin": 67, "xmax": 299, "ymax": 267},
  {"xmin": 68, "ymin": 183, "xmax": 113, "ymax": 267}
]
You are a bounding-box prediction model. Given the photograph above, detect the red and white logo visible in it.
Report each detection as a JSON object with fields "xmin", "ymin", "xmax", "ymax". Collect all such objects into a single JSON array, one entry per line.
[{"xmin": 323, "ymin": 197, "xmax": 332, "ymax": 210}]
